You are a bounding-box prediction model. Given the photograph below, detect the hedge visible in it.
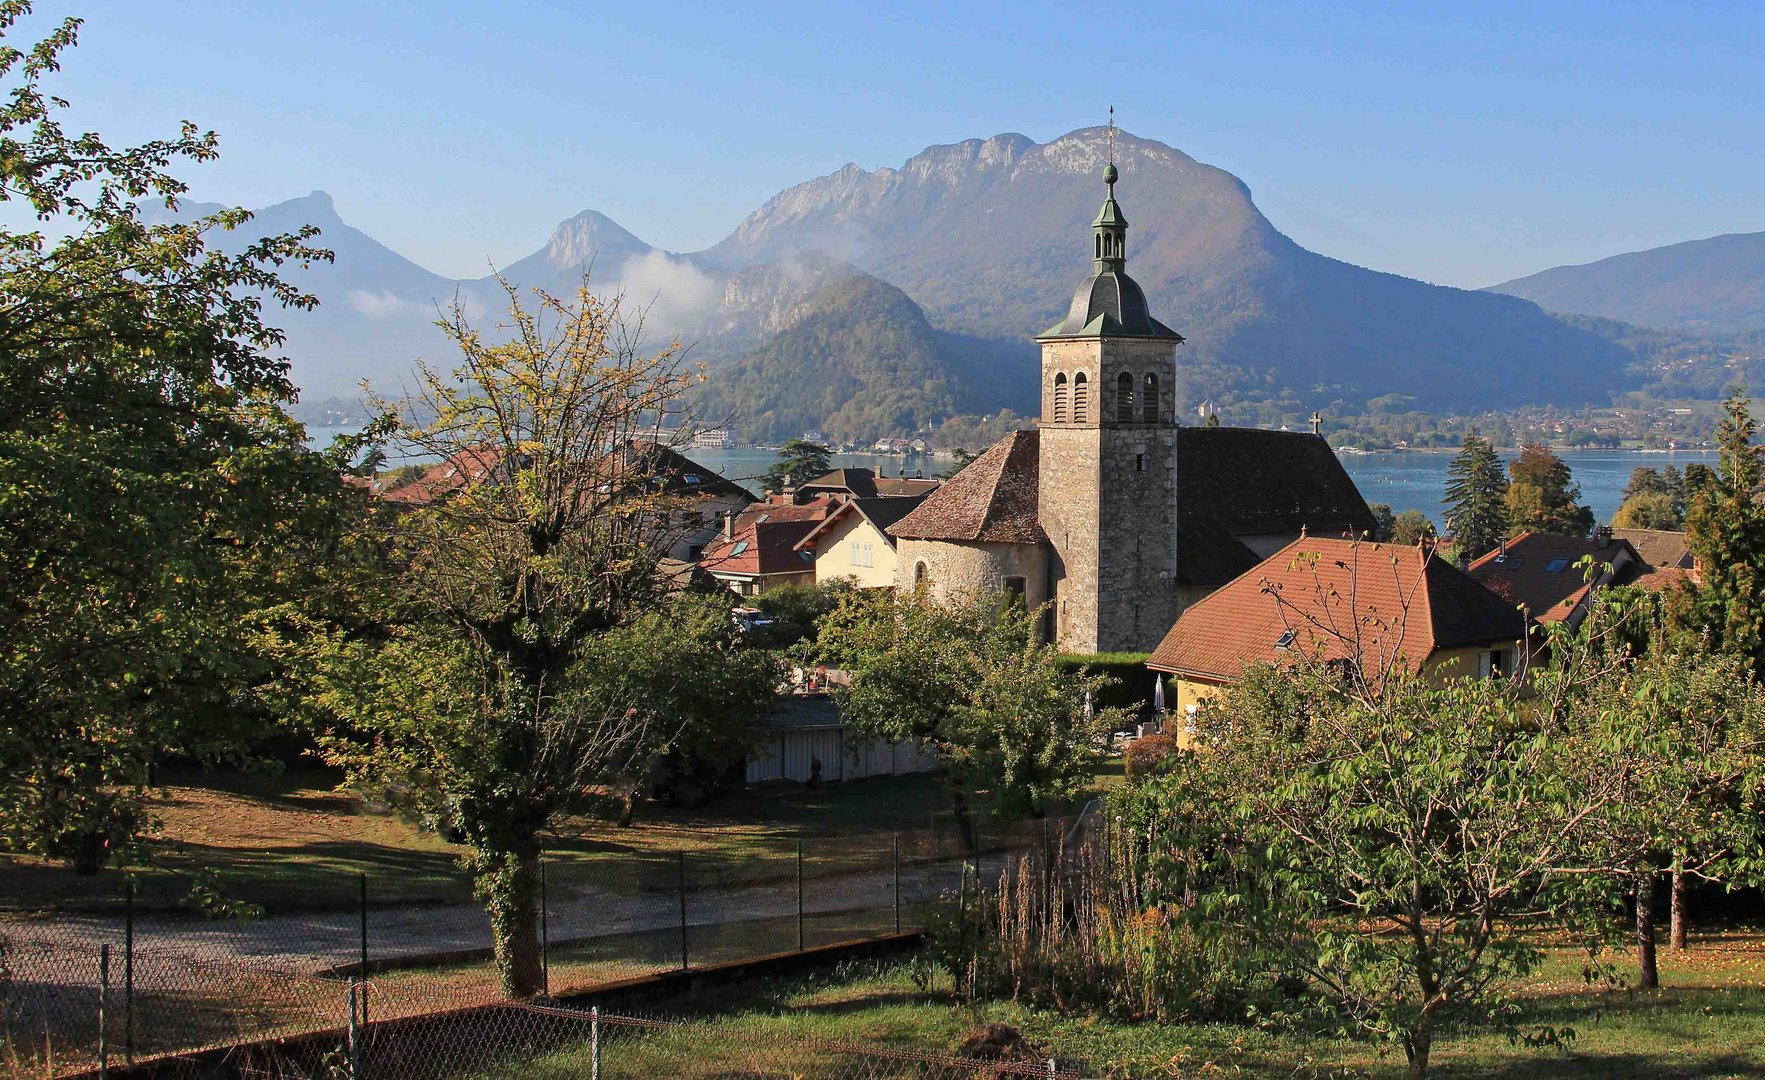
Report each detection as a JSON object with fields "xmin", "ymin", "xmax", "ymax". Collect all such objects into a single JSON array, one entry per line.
[{"xmin": 1054, "ymin": 651, "xmax": 1156, "ymax": 712}]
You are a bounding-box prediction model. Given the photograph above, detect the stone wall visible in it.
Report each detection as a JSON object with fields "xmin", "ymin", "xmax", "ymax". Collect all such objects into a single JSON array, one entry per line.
[{"xmin": 895, "ymin": 538, "xmax": 1050, "ymax": 616}]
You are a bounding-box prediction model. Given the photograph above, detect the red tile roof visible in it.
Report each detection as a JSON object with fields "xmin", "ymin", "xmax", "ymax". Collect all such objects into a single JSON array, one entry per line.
[
  {"xmin": 888, "ymin": 430, "xmax": 1044, "ymax": 544},
  {"xmin": 1148, "ymin": 537, "xmax": 1530, "ymax": 681},
  {"xmin": 382, "ymin": 446, "xmax": 508, "ymax": 505},
  {"xmin": 699, "ymin": 496, "xmax": 836, "ymax": 578},
  {"xmin": 794, "ymin": 494, "xmax": 930, "ymax": 551}
]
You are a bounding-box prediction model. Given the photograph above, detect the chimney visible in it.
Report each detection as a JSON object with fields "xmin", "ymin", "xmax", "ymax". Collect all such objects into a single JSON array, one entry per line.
[
  {"xmin": 1596, "ymin": 525, "xmax": 1613, "ymax": 548},
  {"xmin": 1498, "ymin": 536, "xmax": 1508, "ymax": 559},
  {"xmin": 722, "ymin": 510, "xmax": 736, "ymax": 542}
]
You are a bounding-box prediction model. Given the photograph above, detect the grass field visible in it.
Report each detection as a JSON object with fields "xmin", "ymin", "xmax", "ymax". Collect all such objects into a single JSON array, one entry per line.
[
  {"xmin": 474, "ymin": 936, "xmax": 1765, "ymax": 1079},
  {"xmin": 0, "ymin": 765, "xmax": 978, "ymax": 912}
]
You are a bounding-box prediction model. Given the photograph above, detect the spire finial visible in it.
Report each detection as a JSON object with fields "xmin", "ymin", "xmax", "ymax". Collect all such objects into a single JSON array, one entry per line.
[{"xmin": 1103, "ymin": 106, "xmax": 1119, "ymax": 187}]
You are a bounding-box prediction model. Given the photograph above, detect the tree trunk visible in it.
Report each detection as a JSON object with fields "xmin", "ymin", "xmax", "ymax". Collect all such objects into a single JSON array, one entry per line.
[
  {"xmin": 1635, "ymin": 870, "xmax": 1659, "ymax": 990},
  {"xmin": 1405, "ymin": 1022, "xmax": 1432, "ymax": 1079},
  {"xmin": 1670, "ymin": 863, "xmax": 1688, "ymax": 950},
  {"xmin": 951, "ymin": 789, "xmax": 980, "ymax": 859},
  {"xmin": 480, "ymin": 849, "xmax": 545, "ymax": 998}
]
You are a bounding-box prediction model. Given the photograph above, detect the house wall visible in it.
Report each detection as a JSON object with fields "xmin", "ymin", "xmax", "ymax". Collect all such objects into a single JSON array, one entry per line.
[
  {"xmin": 1168, "ymin": 675, "xmax": 1225, "ymax": 749},
  {"xmin": 662, "ymin": 491, "xmax": 752, "ymax": 562},
  {"xmin": 1422, "ymin": 641, "xmax": 1524, "ymax": 682},
  {"xmin": 807, "ymin": 512, "xmax": 898, "ymax": 589}
]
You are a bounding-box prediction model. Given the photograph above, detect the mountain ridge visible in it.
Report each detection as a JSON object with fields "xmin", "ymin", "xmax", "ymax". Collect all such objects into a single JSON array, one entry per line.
[{"xmin": 1488, "ymin": 230, "xmax": 1765, "ymax": 334}]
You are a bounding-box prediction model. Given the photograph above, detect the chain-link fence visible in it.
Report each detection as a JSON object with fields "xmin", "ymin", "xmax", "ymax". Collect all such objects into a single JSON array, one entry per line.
[{"xmin": 1, "ymin": 814, "xmax": 1091, "ymax": 1077}]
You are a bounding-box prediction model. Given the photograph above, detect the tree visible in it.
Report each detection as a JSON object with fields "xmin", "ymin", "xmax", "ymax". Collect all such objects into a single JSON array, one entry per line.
[
  {"xmin": 1678, "ymin": 389, "xmax": 1765, "ymax": 673},
  {"xmin": 815, "ymin": 591, "xmax": 1113, "ymax": 844},
  {"xmin": 1600, "ymin": 643, "xmax": 1765, "ymax": 987},
  {"xmin": 309, "ymin": 280, "xmax": 778, "ymax": 997},
  {"xmin": 1128, "ymin": 588, "xmax": 1727, "ymax": 1079},
  {"xmin": 0, "ymin": 4, "xmax": 374, "ymax": 872},
  {"xmin": 763, "ymin": 437, "xmax": 833, "ymax": 493},
  {"xmin": 1442, "ymin": 433, "xmax": 1509, "ymax": 561},
  {"xmin": 1613, "ymin": 466, "xmax": 1688, "ymax": 530},
  {"xmin": 1505, "ymin": 444, "xmax": 1594, "ymax": 537},
  {"xmin": 1391, "ymin": 509, "xmax": 1437, "ymax": 546}
]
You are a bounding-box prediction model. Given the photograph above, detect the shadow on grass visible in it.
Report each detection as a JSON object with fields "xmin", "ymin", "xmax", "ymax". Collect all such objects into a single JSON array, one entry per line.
[{"xmin": 1427, "ymin": 1053, "xmax": 1762, "ymax": 1079}]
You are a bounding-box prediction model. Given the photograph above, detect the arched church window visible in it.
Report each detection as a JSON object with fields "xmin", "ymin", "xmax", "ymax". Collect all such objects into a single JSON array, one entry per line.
[
  {"xmin": 1116, "ymin": 372, "xmax": 1134, "ymax": 422},
  {"xmin": 1052, "ymin": 373, "xmax": 1069, "ymax": 424},
  {"xmin": 1073, "ymin": 373, "xmax": 1089, "ymax": 423},
  {"xmin": 1143, "ymin": 372, "xmax": 1159, "ymax": 423},
  {"xmin": 1095, "ymin": 235, "xmax": 1102, "ymax": 259},
  {"xmin": 914, "ymin": 561, "xmax": 929, "ymax": 588}
]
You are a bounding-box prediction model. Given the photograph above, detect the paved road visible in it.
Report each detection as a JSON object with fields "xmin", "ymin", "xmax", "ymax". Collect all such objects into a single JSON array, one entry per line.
[{"xmin": 3, "ymin": 853, "xmax": 1005, "ymax": 975}]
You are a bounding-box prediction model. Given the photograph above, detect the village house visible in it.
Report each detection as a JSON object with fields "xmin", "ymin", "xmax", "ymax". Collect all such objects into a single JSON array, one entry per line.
[
  {"xmin": 887, "ymin": 161, "xmax": 1375, "ymax": 652},
  {"xmin": 1465, "ymin": 529, "xmax": 1645, "ymax": 629},
  {"xmin": 1147, "ymin": 536, "xmax": 1532, "ymax": 742},
  {"xmin": 378, "ymin": 441, "xmax": 753, "ymax": 563},
  {"xmin": 1611, "ymin": 527, "xmax": 1699, "ymax": 590},
  {"xmin": 792, "ymin": 494, "xmax": 930, "ymax": 589},
  {"xmin": 795, "ymin": 468, "xmax": 940, "ymax": 501},
  {"xmin": 697, "ymin": 495, "xmax": 836, "ymax": 596}
]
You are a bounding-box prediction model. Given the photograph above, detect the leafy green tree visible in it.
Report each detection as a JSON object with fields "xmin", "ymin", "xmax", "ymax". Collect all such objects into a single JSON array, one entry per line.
[
  {"xmin": 1442, "ymin": 433, "xmax": 1509, "ymax": 561},
  {"xmin": 1504, "ymin": 444, "xmax": 1594, "ymax": 537},
  {"xmin": 1678, "ymin": 388, "xmax": 1765, "ymax": 673},
  {"xmin": 763, "ymin": 437, "xmax": 833, "ymax": 493},
  {"xmin": 1126, "ymin": 592, "xmax": 1758, "ymax": 1078},
  {"xmin": 1391, "ymin": 509, "xmax": 1437, "ymax": 546},
  {"xmin": 0, "ymin": 4, "xmax": 375, "ymax": 872},
  {"xmin": 816, "ymin": 591, "xmax": 1113, "ymax": 844},
  {"xmin": 309, "ymin": 280, "xmax": 777, "ymax": 998}
]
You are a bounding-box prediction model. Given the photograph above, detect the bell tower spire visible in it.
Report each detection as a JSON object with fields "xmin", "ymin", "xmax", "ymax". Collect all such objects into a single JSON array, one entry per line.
[{"xmin": 1094, "ymin": 108, "xmax": 1126, "ymax": 270}]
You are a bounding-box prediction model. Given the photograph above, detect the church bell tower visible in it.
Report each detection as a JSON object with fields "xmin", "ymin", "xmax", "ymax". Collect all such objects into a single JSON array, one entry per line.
[{"xmin": 1035, "ymin": 151, "xmax": 1185, "ymax": 653}]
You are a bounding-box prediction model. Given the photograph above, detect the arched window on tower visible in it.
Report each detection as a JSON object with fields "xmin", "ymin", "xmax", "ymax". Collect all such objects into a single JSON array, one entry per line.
[
  {"xmin": 1073, "ymin": 373, "xmax": 1089, "ymax": 423},
  {"xmin": 1143, "ymin": 372, "xmax": 1160, "ymax": 423},
  {"xmin": 914, "ymin": 561, "xmax": 929, "ymax": 589},
  {"xmin": 1116, "ymin": 372, "xmax": 1135, "ymax": 422},
  {"xmin": 1052, "ymin": 373, "xmax": 1069, "ymax": 424}
]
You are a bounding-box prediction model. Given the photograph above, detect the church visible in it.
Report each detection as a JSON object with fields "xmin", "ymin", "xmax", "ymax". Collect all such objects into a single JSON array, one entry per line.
[{"xmin": 888, "ymin": 160, "xmax": 1377, "ymax": 653}]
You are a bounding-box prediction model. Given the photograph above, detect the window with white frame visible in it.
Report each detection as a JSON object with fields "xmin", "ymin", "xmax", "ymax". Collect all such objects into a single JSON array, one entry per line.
[{"xmin": 849, "ymin": 540, "xmax": 860, "ymax": 566}]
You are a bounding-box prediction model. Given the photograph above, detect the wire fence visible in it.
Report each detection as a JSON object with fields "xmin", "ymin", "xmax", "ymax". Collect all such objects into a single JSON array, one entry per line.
[{"xmin": 1, "ymin": 814, "xmax": 1095, "ymax": 1077}]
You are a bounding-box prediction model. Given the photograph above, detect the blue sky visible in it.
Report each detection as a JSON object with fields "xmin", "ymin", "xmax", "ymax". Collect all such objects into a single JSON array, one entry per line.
[{"xmin": 32, "ymin": 0, "xmax": 1765, "ymax": 287}]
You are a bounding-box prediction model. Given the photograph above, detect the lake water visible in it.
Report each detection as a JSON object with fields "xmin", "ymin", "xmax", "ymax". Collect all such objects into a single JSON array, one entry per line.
[{"xmin": 305, "ymin": 426, "xmax": 1715, "ymax": 528}]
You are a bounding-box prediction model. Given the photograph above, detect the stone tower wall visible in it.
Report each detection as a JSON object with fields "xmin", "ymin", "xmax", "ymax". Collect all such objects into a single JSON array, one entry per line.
[
  {"xmin": 1038, "ymin": 336, "xmax": 1181, "ymax": 654},
  {"xmin": 1038, "ymin": 339, "xmax": 1104, "ymax": 651}
]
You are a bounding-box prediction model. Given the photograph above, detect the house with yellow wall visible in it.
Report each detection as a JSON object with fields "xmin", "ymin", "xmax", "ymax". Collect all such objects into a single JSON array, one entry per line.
[
  {"xmin": 1146, "ymin": 537, "xmax": 1532, "ymax": 745},
  {"xmin": 794, "ymin": 495, "xmax": 929, "ymax": 589}
]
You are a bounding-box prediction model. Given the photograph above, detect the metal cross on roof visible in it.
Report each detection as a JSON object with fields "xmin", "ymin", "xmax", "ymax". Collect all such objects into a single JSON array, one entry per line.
[
  {"xmin": 1310, "ymin": 411, "xmax": 1323, "ymax": 435},
  {"xmin": 1107, "ymin": 105, "xmax": 1115, "ymax": 163}
]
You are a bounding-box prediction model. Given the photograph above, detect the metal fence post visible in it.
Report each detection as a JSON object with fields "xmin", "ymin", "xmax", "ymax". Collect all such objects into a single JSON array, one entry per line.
[
  {"xmin": 540, "ymin": 858, "xmax": 550, "ymax": 998},
  {"xmin": 346, "ymin": 977, "xmax": 360, "ymax": 1079},
  {"xmin": 358, "ymin": 872, "xmax": 369, "ymax": 1031},
  {"xmin": 796, "ymin": 840, "xmax": 805, "ymax": 953},
  {"xmin": 590, "ymin": 1005, "xmax": 602, "ymax": 1080},
  {"xmin": 677, "ymin": 850, "xmax": 689, "ymax": 971},
  {"xmin": 98, "ymin": 944, "xmax": 110, "ymax": 1080},
  {"xmin": 893, "ymin": 834, "xmax": 901, "ymax": 934},
  {"xmin": 123, "ymin": 881, "xmax": 134, "ymax": 1066}
]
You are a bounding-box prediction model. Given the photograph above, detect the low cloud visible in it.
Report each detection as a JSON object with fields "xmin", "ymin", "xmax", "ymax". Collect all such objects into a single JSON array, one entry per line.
[
  {"xmin": 606, "ymin": 251, "xmax": 722, "ymax": 336},
  {"xmin": 347, "ymin": 289, "xmax": 434, "ymax": 319}
]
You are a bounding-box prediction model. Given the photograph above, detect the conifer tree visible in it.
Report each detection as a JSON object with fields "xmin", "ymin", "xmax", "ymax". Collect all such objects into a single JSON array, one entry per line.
[
  {"xmin": 1679, "ymin": 388, "xmax": 1765, "ymax": 672},
  {"xmin": 1442, "ymin": 433, "xmax": 1509, "ymax": 561}
]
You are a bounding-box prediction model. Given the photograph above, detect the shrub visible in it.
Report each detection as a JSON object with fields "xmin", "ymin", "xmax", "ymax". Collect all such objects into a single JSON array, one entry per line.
[
  {"xmin": 925, "ymin": 829, "xmax": 1269, "ymax": 1022},
  {"xmin": 1123, "ymin": 733, "xmax": 1180, "ymax": 782}
]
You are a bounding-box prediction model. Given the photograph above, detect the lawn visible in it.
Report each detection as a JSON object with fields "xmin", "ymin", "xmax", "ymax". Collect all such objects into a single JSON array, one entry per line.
[
  {"xmin": 464, "ymin": 935, "xmax": 1765, "ymax": 1079},
  {"xmin": 0, "ymin": 765, "xmax": 984, "ymax": 913}
]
